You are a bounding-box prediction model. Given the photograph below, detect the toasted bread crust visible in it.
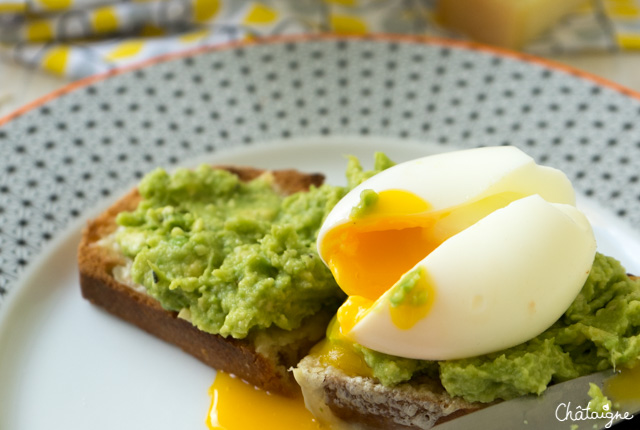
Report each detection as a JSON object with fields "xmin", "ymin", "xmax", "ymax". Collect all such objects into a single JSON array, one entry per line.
[
  {"xmin": 78, "ymin": 166, "xmax": 324, "ymax": 396},
  {"xmin": 294, "ymin": 356, "xmax": 484, "ymax": 429}
]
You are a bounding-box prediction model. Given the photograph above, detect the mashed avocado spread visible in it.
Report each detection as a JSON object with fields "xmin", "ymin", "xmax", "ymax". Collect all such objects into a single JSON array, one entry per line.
[
  {"xmin": 114, "ymin": 153, "xmax": 394, "ymax": 339},
  {"xmin": 353, "ymin": 253, "xmax": 640, "ymax": 403},
  {"xmin": 115, "ymin": 153, "xmax": 640, "ymax": 404}
]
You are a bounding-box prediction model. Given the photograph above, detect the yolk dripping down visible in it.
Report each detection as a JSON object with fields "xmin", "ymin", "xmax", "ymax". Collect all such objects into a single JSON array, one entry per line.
[
  {"xmin": 388, "ymin": 266, "xmax": 436, "ymax": 330},
  {"xmin": 337, "ymin": 266, "xmax": 437, "ymax": 335},
  {"xmin": 322, "ymin": 189, "xmax": 526, "ymax": 331},
  {"xmin": 207, "ymin": 372, "xmax": 323, "ymax": 430},
  {"xmin": 309, "ymin": 316, "xmax": 374, "ymax": 379}
]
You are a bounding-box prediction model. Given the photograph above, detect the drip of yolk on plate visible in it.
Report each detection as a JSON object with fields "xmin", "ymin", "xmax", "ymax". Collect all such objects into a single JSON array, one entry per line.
[
  {"xmin": 207, "ymin": 371, "xmax": 323, "ymax": 430},
  {"xmin": 322, "ymin": 189, "xmax": 525, "ymax": 331},
  {"xmin": 604, "ymin": 365, "xmax": 640, "ymax": 411}
]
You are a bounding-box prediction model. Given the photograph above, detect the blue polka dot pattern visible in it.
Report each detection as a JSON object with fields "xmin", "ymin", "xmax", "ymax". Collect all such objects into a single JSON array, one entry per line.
[{"xmin": 1, "ymin": 37, "xmax": 640, "ymax": 306}]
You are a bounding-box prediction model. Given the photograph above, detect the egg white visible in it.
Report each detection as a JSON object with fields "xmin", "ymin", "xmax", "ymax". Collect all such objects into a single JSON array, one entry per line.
[
  {"xmin": 317, "ymin": 146, "xmax": 576, "ymax": 256},
  {"xmin": 348, "ymin": 195, "xmax": 596, "ymax": 360},
  {"xmin": 318, "ymin": 146, "xmax": 596, "ymax": 360}
]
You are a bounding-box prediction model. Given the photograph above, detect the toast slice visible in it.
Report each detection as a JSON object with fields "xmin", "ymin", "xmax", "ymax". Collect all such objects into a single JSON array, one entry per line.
[
  {"xmin": 78, "ymin": 166, "xmax": 331, "ymax": 396},
  {"xmin": 293, "ymin": 356, "xmax": 483, "ymax": 429},
  {"xmin": 293, "ymin": 275, "xmax": 640, "ymax": 429}
]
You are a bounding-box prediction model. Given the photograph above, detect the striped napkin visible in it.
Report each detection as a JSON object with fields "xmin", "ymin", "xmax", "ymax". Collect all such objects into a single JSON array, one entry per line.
[{"xmin": 0, "ymin": 0, "xmax": 639, "ymax": 79}]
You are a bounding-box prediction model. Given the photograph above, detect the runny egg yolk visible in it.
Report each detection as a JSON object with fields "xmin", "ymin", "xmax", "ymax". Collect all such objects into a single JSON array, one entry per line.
[
  {"xmin": 309, "ymin": 317, "xmax": 374, "ymax": 379},
  {"xmin": 604, "ymin": 365, "xmax": 640, "ymax": 410},
  {"xmin": 337, "ymin": 267, "xmax": 437, "ymax": 333},
  {"xmin": 322, "ymin": 189, "xmax": 526, "ymax": 330},
  {"xmin": 322, "ymin": 189, "xmax": 431, "ymax": 301},
  {"xmin": 207, "ymin": 372, "xmax": 323, "ymax": 430}
]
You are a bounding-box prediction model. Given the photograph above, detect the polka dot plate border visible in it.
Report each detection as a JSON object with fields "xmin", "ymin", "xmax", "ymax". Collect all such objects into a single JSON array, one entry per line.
[{"xmin": 1, "ymin": 34, "xmax": 640, "ymax": 309}]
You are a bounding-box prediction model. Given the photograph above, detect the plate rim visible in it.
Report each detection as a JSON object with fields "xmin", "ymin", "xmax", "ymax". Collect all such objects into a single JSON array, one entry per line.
[
  {"xmin": 1, "ymin": 33, "xmax": 640, "ymax": 127},
  {"xmin": 3, "ymin": 34, "xmax": 640, "ymax": 318}
]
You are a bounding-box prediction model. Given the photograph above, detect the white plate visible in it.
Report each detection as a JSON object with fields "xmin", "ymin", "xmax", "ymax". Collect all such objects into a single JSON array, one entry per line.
[{"xmin": 1, "ymin": 139, "xmax": 640, "ymax": 429}]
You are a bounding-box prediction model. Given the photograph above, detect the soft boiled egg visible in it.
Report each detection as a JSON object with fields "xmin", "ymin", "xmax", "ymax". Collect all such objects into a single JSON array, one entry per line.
[{"xmin": 317, "ymin": 146, "xmax": 597, "ymax": 360}]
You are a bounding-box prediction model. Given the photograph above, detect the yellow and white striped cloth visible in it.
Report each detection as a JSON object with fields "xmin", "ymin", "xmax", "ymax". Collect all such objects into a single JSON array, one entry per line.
[
  {"xmin": 0, "ymin": 0, "xmax": 639, "ymax": 79},
  {"xmin": 602, "ymin": 0, "xmax": 640, "ymax": 48}
]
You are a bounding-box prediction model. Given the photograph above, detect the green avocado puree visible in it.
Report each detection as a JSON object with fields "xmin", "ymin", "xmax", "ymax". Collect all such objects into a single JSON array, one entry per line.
[
  {"xmin": 388, "ymin": 266, "xmax": 430, "ymax": 307},
  {"xmin": 114, "ymin": 154, "xmax": 394, "ymax": 339},
  {"xmin": 115, "ymin": 152, "xmax": 640, "ymax": 405},
  {"xmin": 350, "ymin": 189, "xmax": 379, "ymax": 219},
  {"xmin": 355, "ymin": 253, "xmax": 640, "ymax": 403},
  {"xmin": 588, "ymin": 383, "xmax": 613, "ymax": 413}
]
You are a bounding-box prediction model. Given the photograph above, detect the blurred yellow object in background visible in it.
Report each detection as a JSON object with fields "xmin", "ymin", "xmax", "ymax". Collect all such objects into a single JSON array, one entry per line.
[{"xmin": 437, "ymin": 0, "xmax": 588, "ymax": 49}]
